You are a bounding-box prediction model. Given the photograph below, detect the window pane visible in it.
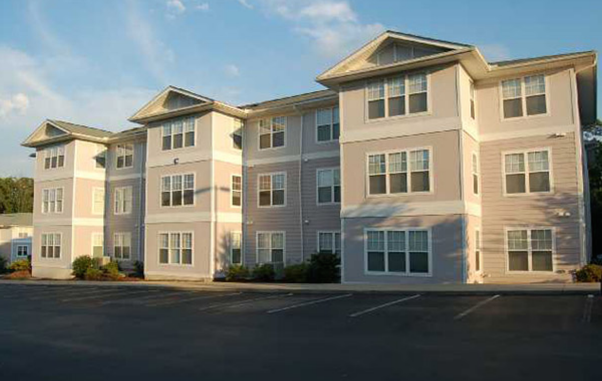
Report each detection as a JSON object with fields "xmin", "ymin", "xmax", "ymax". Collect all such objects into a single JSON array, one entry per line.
[
  {"xmin": 272, "ymin": 190, "xmax": 285, "ymax": 205},
  {"xmin": 409, "ymin": 231, "xmax": 428, "ymax": 252},
  {"xmin": 509, "ymin": 251, "xmax": 529, "ymax": 271},
  {"xmin": 508, "ymin": 230, "xmax": 528, "ymax": 250},
  {"xmin": 182, "ymin": 249, "xmax": 192, "ymax": 265},
  {"xmin": 409, "ymin": 93, "xmax": 427, "ymax": 113},
  {"xmin": 505, "ymin": 153, "xmax": 525, "ymax": 173},
  {"xmin": 506, "ymin": 174, "xmax": 526, "ymax": 194},
  {"xmin": 259, "ymin": 191, "xmax": 271, "ymax": 206},
  {"xmin": 159, "ymin": 249, "xmax": 168, "ymax": 264},
  {"xmin": 272, "ymin": 117, "xmax": 286, "ymax": 131},
  {"xmin": 232, "ymin": 249, "xmax": 242, "ymax": 264},
  {"xmin": 409, "ymin": 252, "xmax": 429, "ymax": 273},
  {"xmin": 257, "ymin": 233, "xmax": 269, "ymax": 248},
  {"xmin": 502, "ymin": 79, "xmax": 522, "ymax": 99},
  {"xmin": 367, "ymin": 231, "xmax": 384, "ymax": 251},
  {"xmin": 172, "ymin": 191, "xmax": 182, "ymax": 206},
  {"xmin": 389, "ymin": 152, "xmax": 406, "ymax": 173},
  {"xmin": 503, "ymin": 99, "xmax": 523, "ymax": 118},
  {"xmin": 388, "ymin": 77, "xmax": 405, "ymax": 97},
  {"xmin": 317, "ymin": 125, "xmax": 331, "ymax": 141},
  {"xmin": 389, "ymin": 173, "xmax": 408, "ymax": 193},
  {"xmin": 367, "ymin": 81, "xmax": 384, "ymax": 100},
  {"xmin": 532, "ymin": 251, "xmax": 553, "ymax": 271},
  {"xmin": 162, "ymin": 135, "xmax": 171, "ymax": 150},
  {"xmin": 183, "ymin": 190, "xmax": 194, "ymax": 205},
  {"xmin": 529, "ymin": 172, "xmax": 550, "ymax": 192},
  {"xmin": 272, "ymin": 131, "xmax": 285, "ymax": 147},
  {"xmin": 271, "ymin": 249, "xmax": 284, "ymax": 263},
  {"xmin": 318, "ymin": 170, "xmax": 333, "ymax": 187},
  {"xmin": 369, "ymin": 175, "xmax": 386, "ymax": 194},
  {"xmin": 184, "ymin": 131, "xmax": 194, "ymax": 147},
  {"xmin": 388, "ymin": 252, "xmax": 405, "ymax": 272},
  {"xmin": 411, "ymin": 172, "xmax": 429, "ymax": 192},
  {"xmin": 524, "ymin": 75, "xmax": 545, "ymax": 96},
  {"xmin": 233, "ymin": 134, "xmax": 243, "ymax": 150},
  {"xmin": 368, "ymin": 252, "xmax": 385, "ymax": 272},
  {"xmin": 272, "ymin": 174, "xmax": 285, "ymax": 190},
  {"xmin": 528, "ymin": 151, "xmax": 549, "ymax": 172},
  {"xmin": 387, "ymin": 231, "xmax": 405, "ymax": 251},
  {"xmin": 526, "ymin": 95, "xmax": 546, "ymax": 115},
  {"xmin": 318, "ymin": 187, "xmax": 332, "ymax": 203},
  {"xmin": 388, "ymin": 96, "xmax": 405, "ymax": 117},
  {"xmin": 259, "ymin": 134, "xmax": 271, "ymax": 149},
  {"xmin": 319, "ymin": 233, "xmax": 333, "ymax": 252},
  {"xmin": 531, "ymin": 230, "xmax": 552, "ymax": 250},
  {"xmin": 173, "ymin": 134, "xmax": 183, "ymax": 149},
  {"xmin": 408, "ymin": 74, "xmax": 427, "ymax": 93},
  {"xmin": 317, "ymin": 109, "xmax": 332, "ymax": 126},
  {"xmin": 272, "ymin": 234, "xmax": 284, "ymax": 249},
  {"xmin": 410, "ymin": 150, "xmax": 429, "ymax": 171},
  {"xmin": 368, "ymin": 100, "xmax": 385, "ymax": 119},
  {"xmin": 368, "ymin": 154, "xmax": 385, "ymax": 175}
]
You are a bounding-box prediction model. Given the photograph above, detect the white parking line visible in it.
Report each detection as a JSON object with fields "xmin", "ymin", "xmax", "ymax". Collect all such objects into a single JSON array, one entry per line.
[
  {"xmin": 349, "ymin": 294, "xmax": 421, "ymax": 318},
  {"xmin": 28, "ymin": 288, "xmax": 101, "ymax": 300},
  {"xmin": 267, "ymin": 294, "xmax": 353, "ymax": 314},
  {"xmin": 61, "ymin": 289, "xmax": 139, "ymax": 302},
  {"xmin": 147, "ymin": 292, "xmax": 242, "ymax": 307},
  {"xmin": 102, "ymin": 290, "xmax": 195, "ymax": 305},
  {"xmin": 453, "ymin": 295, "xmax": 501, "ymax": 320},
  {"xmin": 582, "ymin": 294, "xmax": 594, "ymax": 323},
  {"xmin": 198, "ymin": 293, "xmax": 292, "ymax": 312}
]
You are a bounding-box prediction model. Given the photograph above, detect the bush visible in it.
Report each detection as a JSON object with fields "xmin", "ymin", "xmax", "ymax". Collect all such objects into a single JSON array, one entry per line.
[
  {"xmin": 133, "ymin": 261, "xmax": 144, "ymax": 278},
  {"xmin": 575, "ymin": 264, "xmax": 602, "ymax": 282},
  {"xmin": 306, "ymin": 253, "xmax": 340, "ymax": 283},
  {"xmin": 283, "ymin": 263, "xmax": 309, "ymax": 283},
  {"xmin": 72, "ymin": 256, "xmax": 95, "ymax": 279},
  {"xmin": 101, "ymin": 261, "xmax": 121, "ymax": 280},
  {"xmin": 226, "ymin": 265, "xmax": 250, "ymax": 282},
  {"xmin": 8, "ymin": 258, "xmax": 31, "ymax": 273},
  {"xmin": 84, "ymin": 268, "xmax": 104, "ymax": 281},
  {"xmin": 0, "ymin": 256, "xmax": 8, "ymax": 274},
  {"xmin": 252, "ymin": 264, "xmax": 275, "ymax": 282}
]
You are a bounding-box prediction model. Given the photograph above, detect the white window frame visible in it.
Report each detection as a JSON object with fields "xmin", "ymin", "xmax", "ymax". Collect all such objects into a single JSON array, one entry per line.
[
  {"xmin": 231, "ymin": 174, "xmax": 242, "ymax": 208},
  {"xmin": 114, "ymin": 186, "xmax": 133, "ymax": 215},
  {"xmin": 474, "ymin": 228, "xmax": 482, "ymax": 273},
  {"xmin": 42, "ymin": 187, "xmax": 64, "ymax": 214},
  {"xmin": 316, "ymin": 167, "xmax": 341, "ymax": 205},
  {"xmin": 315, "ymin": 106, "xmax": 340, "ymax": 143},
  {"xmin": 158, "ymin": 231, "xmax": 194, "ymax": 266},
  {"xmin": 499, "ymin": 74, "xmax": 550, "ymax": 121},
  {"xmin": 115, "ymin": 143, "xmax": 134, "ymax": 169},
  {"xmin": 44, "ymin": 145, "xmax": 65, "ymax": 170},
  {"xmin": 91, "ymin": 232, "xmax": 104, "ymax": 258},
  {"xmin": 113, "ymin": 232, "xmax": 132, "ymax": 261},
  {"xmin": 258, "ymin": 116, "xmax": 286, "ymax": 150},
  {"xmin": 161, "ymin": 117, "xmax": 196, "ymax": 151},
  {"xmin": 504, "ymin": 227, "xmax": 556, "ymax": 273},
  {"xmin": 257, "ymin": 172, "xmax": 287, "ymax": 208},
  {"xmin": 364, "ymin": 228, "xmax": 432, "ymax": 277},
  {"xmin": 366, "ymin": 147, "xmax": 434, "ymax": 197},
  {"xmin": 472, "ymin": 152, "xmax": 480, "ymax": 196},
  {"xmin": 232, "ymin": 118, "xmax": 244, "ymax": 150},
  {"xmin": 16, "ymin": 245, "xmax": 29, "ymax": 257},
  {"xmin": 256, "ymin": 231, "xmax": 286, "ymax": 264},
  {"xmin": 365, "ymin": 72, "xmax": 430, "ymax": 122},
  {"xmin": 92, "ymin": 187, "xmax": 105, "ymax": 215},
  {"xmin": 40, "ymin": 232, "xmax": 62, "ymax": 259},
  {"xmin": 501, "ymin": 148, "xmax": 553, "ymax": 197},
  {"xmin": 160, "ymin": 173, "xmax": 196, "ymax": 208},
  {"xmin": 317, "ymin": 231, "xmax": 341, "ymax": 255},
  {"xmin": 230, "ymin": 231, "xmax": 243, "ymax": 265}
]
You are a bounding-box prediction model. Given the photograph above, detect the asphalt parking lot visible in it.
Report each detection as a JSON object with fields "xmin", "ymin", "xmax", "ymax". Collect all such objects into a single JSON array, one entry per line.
[{"xmin": 1, "ymin": 284, "xmax": 601, "ymax": 381}]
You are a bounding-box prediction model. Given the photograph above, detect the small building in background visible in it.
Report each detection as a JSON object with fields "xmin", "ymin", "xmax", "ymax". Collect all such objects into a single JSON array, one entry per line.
[{"xmin": 0, "ymin": 213, "xmax": 33, "ymax": 264}]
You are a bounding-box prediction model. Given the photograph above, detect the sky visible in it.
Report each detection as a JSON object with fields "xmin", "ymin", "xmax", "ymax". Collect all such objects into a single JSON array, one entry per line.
[{"xmin": 0, "ymin": 0, "xmax": 600, "ymax": 177}]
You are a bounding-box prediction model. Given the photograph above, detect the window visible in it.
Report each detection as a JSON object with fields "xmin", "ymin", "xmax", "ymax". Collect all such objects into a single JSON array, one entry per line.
[
  {"xmin": 231, "ymin": 175, "xmax": 242, "ymax": 207},
  {"xmin": 317, "ymin": 168, "xmax": 341, "ymax": 204},
  {"xmin": 504, "ymin": 150, "xmax": 551, "ymax": 195},
  {"xmin": 162, "ymin": 117, "xmax": 195, "ymax": 150},
  {"xmin": 258, "ymin": 173, "xmax": 285, "ymax": 207},
  {"xmin": 475, "ymin": 229, "xmax": 481, "ymax": 272},
  {"xmin": 470, "ymin": 81, "xmax": 476, "ymax": 120},
  {"xmin": 159, "ymin": 232, "xmax": 193, "ymax": 265},
  {"xmin": 318, "ymin": 232, "xmax": 341, "ymax": 254},
  {"xmin": 114, "ymin": 187, "xmax": 133, "ymax": 215},
  {"xmin": 230, "ymin": 231, "xmax": 242, "ymax": 265},
  {"xmin": 41, "ymin": 233, "xmax": 61, "ymax": 259},
  {"xmin": 316, "ymin": 106, "xmax": 340, "ymax": 142},
  {"xmin": 502, "ymin": 74, "xmax": 547, "ymax": 119},
  {"xmin": 95, "ymin": 145, "xmax": 107, "ymax": 169},
  {"xmin": 367, "ymin": 73, "xmax": 428, "ymax": 120},
  {"xmin": 161, "ymin": 173, "xmax": 194, "ymax": 207},
  {"xmin": 366, "ymin": 229, "xmax": 430, "ymax": 275},
  {"xmin": 92, "ymin": 233, "xmax": 104, "ymax": 258},
  {"xmin": 507, "ymin": 228, "xmax": 554, "ymax": 272},
  {"xmin": 92, "ymin": 188, "xmax": 105, "ymax": 215},
  {"xmin": 44, "ymin": 145, "xmax": 65, "ymax": 169},
  {"xmin": 17, "ymin": 229, "xmax": 29, "ymax": 238},
  {"xmin": 233, "ymin": 119, "xmax": 243, "ymax": 150},
  {"xmin": 259, "ymin": 117, "xmax": 285, "ymax": 149},
  {"xmin": 114, "ymin": 232, "xmax": 131, "ymax": 260},
  {"xmin": 42, "ymin": 188, "xmax": 63, "ymax": 214},
  {"xmin": 257, "ymin": 232, "xmax": 285, "ymax": 264},
  {"xmin": 472, "ymin": 153, "xmax": 479, "ymax": 195},
  {"xmin": 116, "ymin": 143, "xmax": 134, "ymax": 169},
  {"xmin": 368, "ymin": 148, "xmax": 431, "ymax": 195},
  {"xmin": 17, "ymin": 245, "xmax": 28, "ymax": 257}
]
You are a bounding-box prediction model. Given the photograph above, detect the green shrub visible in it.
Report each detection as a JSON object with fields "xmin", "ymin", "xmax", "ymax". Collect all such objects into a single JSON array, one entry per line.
[
  {"xmin": 575, "ymin": 264, "xmax": 602, "ymax": 282},
  {"xmin": 72, "ymin": 256, "xmax": 95, "ymax": 279},
  {"xmin": 101, "ymin": 261, "xmax": 121, "ymax": 280},
  {"xmin": 252, "ymin": 263, "xmax": 275, "ymax": 282},
  {"xmin": 306, "ymin": 253, "xmax": 340, "ymax": 283},
  {"xmin": 283, "ymin": 263, "xmax": 309, "ymax": 283},
  {"xmin": 133, "ymin": 261, "xmax": 144, "ymax": 278},
  {"xmin": 0, "ymin": 256, "xmax": 8, "ymax": 274},
  {"xmin": 84, "ymin": 267, "xmax": 104, "ymax": 281},
  {"xmin": 226, "ymin": 265, "xmax": 250, "ymax": 282},
  {"xmin": 8, "ymin": 258, "xmax": 31, "ymax": 273}
]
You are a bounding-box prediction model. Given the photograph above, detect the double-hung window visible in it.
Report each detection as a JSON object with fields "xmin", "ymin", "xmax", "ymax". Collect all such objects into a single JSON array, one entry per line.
[
  {"xmin": 504, "ymin": 150, "xmax": 551, "ymax": 195},
  {"xmin": 259, "ymin": 117, "xmax": 285, "ymax": 149},
  {"xmin": 258, "ymin": 173, "xmax": 285, "ymax": 207},
  {"xmin": 368, "ymin": 148, "xmax": 431, "ymax": 195},
  {"xmin": 232, "ymin": 119, "xmax": 243, "ymax": 150},
  {"xmin": 472, "ymin": 153, "xmax": 479, "ymax": 195},
  {"xmin": 44, "ymin": 145, "xmax": 65, "ymax": 169},
  {"xmin": 92, "ymin": 188, "xmax": 105, "ymax": 215},
  {"xmin": 318, "ymin": 231, "xmax": 341, "ymax": 255},
  {"xmin": 367, "ymin": 73, "xmax": 428, "ymax": 120},
  {"xmin": 116, "ymin": 143, "xmax": 133, "ymax": 169},
  {"xmin": 161, "ymin": 174, "xmax": 194, "ymax": 207},
  {"xmin": 316, "ymin": 106, "xmax": 340, "ymax": 142},
  {"xmin": 114, "ymin": 187, "xmax": 133, "ymax": 215},
  {"xmin": 317, "ymin": 168, "xmax": 341, "ymax": 204},
  {"xmin": 42, "ymin": 188, "xmax": 63, "ymax": 214},
  {"xmin": 17, "ymin": 245, "xmax": 28, "ymax": 257},
  {"xmin": 162, "ymin": 117, "xmax": 195, "ymax": 150},
  {"xmin": 507, "ymin": 228, "xmax": 554, "ymax": 272},
  {"xmin": 366, "ymin": 229, "xmax": 430, "ymax": 275},
  {"xmin": 502, "ymin": 74, "xmax": 547, "ymax": 119},
  {"xmin": 41, "ymin": 233, "xmax": 61, "ymax": 259},
  {"xmin": 231, "ymin": 175, "xmax": 242, "ymax": 207},
  {"xmin": 475, "ymin": 229, "xmax": 481, "ymax": 272},
  {"xmin": 159, "ymin": 232, "xmax": 193, "ymax": 265},
  {"xmin": 92, "ymin": 233, "xmax": 104, "ymax": 258},
  {"xmin": 257, "ymin": 232, "xmax": 285, "ymax": 264},
  {"xmin": 230, "ymin": 231, "xmax": 242, "ymax": 265},
  {"xmin": 114, "ymin": 232, "xmax": 131, "ymax": 260}
]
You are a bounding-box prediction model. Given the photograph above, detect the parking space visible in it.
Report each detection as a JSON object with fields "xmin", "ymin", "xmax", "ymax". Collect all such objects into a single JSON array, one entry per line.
[{"xmin": 1, "ymin": 283, "xmax": 601, "ymax": 380}]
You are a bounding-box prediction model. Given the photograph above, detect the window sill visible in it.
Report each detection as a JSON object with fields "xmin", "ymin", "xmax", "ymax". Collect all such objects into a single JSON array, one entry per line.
[
  {"xmin": 364, "ymin": 271, "xmax": 432, "ymax": 277},
  {"xmin": 501, "ymin": 112, "xmax": 550, "ymax": 122},
  {"xmin": 366, "ymin": 191, "xmax": 434, "ymax": 198},
  {"xmin": 502, "ymin": 190, "xmax": 554, "ymax": 198},
  {"xmin": 365, "ymin": 110, "xmax": 431, "ymax": 124}
]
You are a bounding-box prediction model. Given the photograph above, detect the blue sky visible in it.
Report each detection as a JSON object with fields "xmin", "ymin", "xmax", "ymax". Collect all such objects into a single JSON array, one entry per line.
[{"xmin": 0, "ymin": 0, "xmax": 600, "ymax": 176}]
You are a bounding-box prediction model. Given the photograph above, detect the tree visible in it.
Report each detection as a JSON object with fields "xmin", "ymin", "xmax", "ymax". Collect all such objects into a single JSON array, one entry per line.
[{"xmin": 0, "ymin": 177, "xmax": 34, "ymax": 214}]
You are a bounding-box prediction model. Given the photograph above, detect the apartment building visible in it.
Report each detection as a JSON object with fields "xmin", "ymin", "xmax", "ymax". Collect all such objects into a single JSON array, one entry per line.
[
  {"xmin": 22, "ymin": 31, "xmax": 597, "ymax": 283},
  {"xmin": 0, "ymin": 213, "xmax": 33, "ymax": 264}
]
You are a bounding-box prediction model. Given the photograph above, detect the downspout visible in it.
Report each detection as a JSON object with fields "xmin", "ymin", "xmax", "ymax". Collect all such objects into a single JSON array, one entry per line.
[{"xmin": 293, "ymin": 105, "xmax": 305, "ymax": 262}]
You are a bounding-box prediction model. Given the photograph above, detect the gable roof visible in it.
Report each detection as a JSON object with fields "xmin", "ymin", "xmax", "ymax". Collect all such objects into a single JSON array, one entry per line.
[
  {"xmin": 21, "ymin": 119, "xmax": 114, "ymax": 148},
  {"xmin": 129, "ymin": 85, "xmax": 215, "ymax": 122},
  {"xmin": 0, "ymin": 213, "xmax": 33, "ymax": 228}
]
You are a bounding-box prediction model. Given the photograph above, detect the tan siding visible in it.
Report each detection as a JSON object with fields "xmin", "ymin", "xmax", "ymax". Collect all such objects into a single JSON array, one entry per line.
[{"xmin": 106, "ymin": 178, "xmax": 145, "ymax": 263}]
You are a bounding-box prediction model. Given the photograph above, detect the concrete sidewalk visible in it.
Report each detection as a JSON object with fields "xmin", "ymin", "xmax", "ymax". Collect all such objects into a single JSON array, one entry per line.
[{"xmin": 0, "ymin": 279, "xmax": 600, "ymax": 295}]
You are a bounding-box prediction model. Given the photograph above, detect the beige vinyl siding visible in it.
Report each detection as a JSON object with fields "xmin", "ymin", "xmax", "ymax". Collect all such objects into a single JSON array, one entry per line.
[
  {"xmin": 214, "ymin": 161, "xmax": 243, "ymax": 213},
  {"xmin": 301, "ymin": 106, "xmax": 341, "ymax": 154},
  {"xmin": 73, "ymin": 178, "xmax": 105, "ymax": 219},
  {"xmin": 480, "ymin": 133, "xmax": 581, "ymax": 283},
  {"xmin": 34, "ymin": 140, "xmax": 75, "ymax": 182},
  {"xmin": 465, "ymin": 214, "xmax": 483, "ymax": 283},
  {"xmin": 106, "ymin": 140, "xmax": 146, "ymax": 176},
  {"xmin": 462, "ymin": 131, "xmax": 481, "ymax": 206},
  {"xmin": 246, "ymin": 114, "xmax": 301, "ymax": 160},
  {"xmin": 75, "ymin": 140, "xmax": 107, "ymax": 174},
  {"xmin": 72, "ymin": 226, "xmax": 104, "ymax": 259},
  {"xmin": 33, "ymin": 178, "xmax": 73, "ymax": 223},
  {"xmin": 106, "ymin": 178, "xmax": 145, "ymax": 263},
  {"xmin": 214, "ymin": 221, "xmax": 244, "ymax": 272},
  {"xmin": 31, "ymin": 225, "xmax": 72, "ymax": 278}
]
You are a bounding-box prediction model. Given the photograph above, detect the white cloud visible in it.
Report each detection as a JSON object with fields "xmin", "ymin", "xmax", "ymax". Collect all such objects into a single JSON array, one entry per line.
[
  {"xmin": 224, "ymin": 64, "xmax": 240, "ymax": 77},
  {"xmin": 167, "ymin": 0, "xmax": 186, "ymax": 14},
  {"xmin": 196, "ymin": 3, "xmax": 209, "ymax": 11},
  {"xmin": 0, "ymin": 93, "xmax": 30, "ymax": 118},
  {"xmin": 237, "ymin": 0, "xmax": 253, "ymax": 9},
  {"xmin": 479, "ymin": 44, "xmax": 512, "ymax": 62},
  {"xmin": 298, "ymin": 2, "xmax": 356, "ymax": 23}
]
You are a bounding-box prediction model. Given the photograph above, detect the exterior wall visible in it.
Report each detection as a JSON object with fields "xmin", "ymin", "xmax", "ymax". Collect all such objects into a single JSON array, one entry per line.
[
  {"xmin": 0, "ymin": 229, "xmax": 12, "ymax": 262},
  {"xmin": 31, "ymin": 225, "xmax": 72, "ymax": 279},
  {"xmin": 246, "ymin": 113, "xmax": 302, "ymax": 162},
  {"xmin": 106, "ymin": 178, "xmax": 145, "ymax": 263},
  {"xmin": 215, "ymin": 221, "xmax": 244, "ymax": 273},
  {"xmin": 34, "ymin": 140, "xmax": 75, "ymax": 182}
]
